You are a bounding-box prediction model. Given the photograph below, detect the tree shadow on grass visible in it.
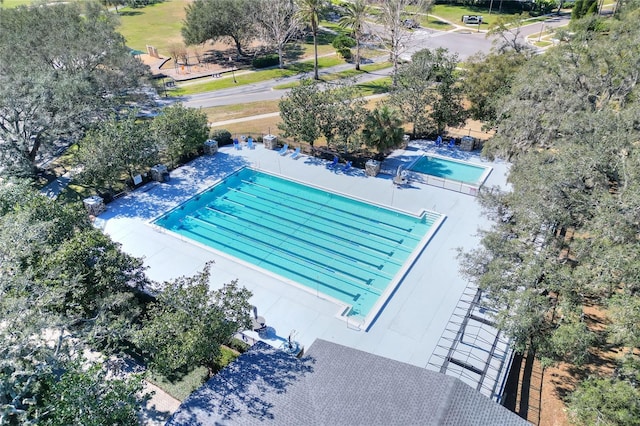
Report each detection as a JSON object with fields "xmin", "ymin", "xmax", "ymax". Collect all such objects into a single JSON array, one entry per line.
[
  {"xmin": 118, "ymin": 11, "xmax": 143, "ymax": 16},
  {"xmin": 283, "ymin": 44, "xmax": 305, "ymax": 63},
  {"xmin": 356, "ymin": 81, "xmax": 390, "ymax": 95},
  {"xmin": 426, "ymin": 19, "xmax": 451, "ymax": 28}
]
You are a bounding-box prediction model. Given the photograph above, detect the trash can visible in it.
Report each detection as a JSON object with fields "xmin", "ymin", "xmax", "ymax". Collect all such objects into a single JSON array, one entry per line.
[
  {"xmin": 263, "ymin": 134, "xmax": 278, "ymax": 150},
  {"xmin": 460, "ymin": 136, "xmax": 476, "ymax": 151},
  {"xmin": 83, "ymin": 195, "xmax": 105, "ymax": 216},
  {"xmin": 365, "ymin": 159, "xmax": 381, "ymax": 177},
  {"xmin": 150, "ymin": 164, "xmax": 170, "ymax": 182},
  {"xmin": 204, "ymin": 139, "xmax": 218, "ymax": 155}
]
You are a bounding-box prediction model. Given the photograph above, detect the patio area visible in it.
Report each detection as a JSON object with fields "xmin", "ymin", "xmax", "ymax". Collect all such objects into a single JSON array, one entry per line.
[{"xmin": 97, "ymin": 140, "xmax": 509, "ymax": 373}]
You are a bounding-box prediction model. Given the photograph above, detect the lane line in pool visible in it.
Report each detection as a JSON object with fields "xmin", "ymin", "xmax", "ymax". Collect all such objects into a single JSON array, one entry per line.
[
  {"xmin": 204, "ymin": 205, "xmax": 393, "ymax": 276},
  {"xmin": 219, "ymin": 193, "xmax": 408, "ymax": 259},
  {"xmin": 228, "ymin": 186, "xmax": 409, "ymax": 246},
  {"xmin": 182, "ymin": 223, "xmax": 367, "ymax": 301},
  {"xmin": 187, "ymin": 215, "xmax": 384, "ymax": 296},
  {"xmin": 240, "ymin": 178, "xmax": 414, "ymax": 233}
]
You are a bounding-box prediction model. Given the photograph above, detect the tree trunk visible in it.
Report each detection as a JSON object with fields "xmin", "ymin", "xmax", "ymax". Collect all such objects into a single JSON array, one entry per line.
[
  {"xmin": 355, "ymin": 39, "xmax": 361, "ymax": 71},
  {"xmin": 313, "ymin": 31, "xmax": 319, "ymax": 80},
  {"xmin": 278, "ymin": 45, "xmax": 284, "ymax": 69},
  {"xmin": 28, "ymin": 136, "xmax": 41, "ymax": 165},
  {"xmin": 233, "ymin": 37, "xmax": 244, "ymax": 58}
]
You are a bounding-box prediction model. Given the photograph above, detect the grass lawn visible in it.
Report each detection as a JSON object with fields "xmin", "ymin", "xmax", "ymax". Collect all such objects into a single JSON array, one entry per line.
[
  {"xmin": 170, "ymin": 56, "xmax": 344, "ymax": 96},
  {"xmin": 426, "ymin": 4, "xmax": 530, "ymax": 26},
  {"xmin": 355, "ymin": 77, "xmax": 392, "ymax": 97},
  {"xmin": 418, "ymin": 16, "xmax": 455, "ymax": 31},
  {"xmin": 210, "ymin": 116, "xmax": 283, "ymax": 139},
  {"xmin": 534, "ymin": 40, "xmax": 553, "ymax": 47},
  {"xmin": 116, "ymin": 0, "xmax": 190, "ymax": 54},
  {"xmin": 203, "ymin": 100, "xmax": 281, "ymax": 124},
  {"xmin": 116, "ymin": 3, "xmax": 342, "ymax": 62},
  {"xmin": 1, "ymin": 0, "xmax": 43, "ymax": 7},
  {"xmin": 146, "ymin": 366, "xmax": 209, "ymax": 402},
  {"xmin": 273, "ymin": 62, "xmax": 392, "ymax": 90},
  {"xmin": 146, "ymin": 346, "xmax": 240, "ymax": 401}
]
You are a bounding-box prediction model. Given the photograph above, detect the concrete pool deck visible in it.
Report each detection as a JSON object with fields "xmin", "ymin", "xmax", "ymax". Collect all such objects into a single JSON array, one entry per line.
[{"xmin": 97, "ymin": 141, "xmax": 509, "ymax": 372}]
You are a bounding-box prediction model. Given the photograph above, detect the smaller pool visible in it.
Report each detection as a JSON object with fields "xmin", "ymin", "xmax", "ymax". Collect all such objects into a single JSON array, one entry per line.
[{"xmin": 409, "ymin": 154, "xmax": 492, "ymax": 186}]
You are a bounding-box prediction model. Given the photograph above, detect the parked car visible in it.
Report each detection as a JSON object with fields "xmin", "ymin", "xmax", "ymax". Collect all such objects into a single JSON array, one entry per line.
[
  {"xmin": 403, "ymin": 19, "xmax": 419, "ymax": 29},
  {"xmin": 461, "ymin": 15, "xmax": 483, "ymax": 24}
]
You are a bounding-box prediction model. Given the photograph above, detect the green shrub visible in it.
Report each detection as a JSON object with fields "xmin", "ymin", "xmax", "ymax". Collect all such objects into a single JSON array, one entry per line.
[
  {"xmin": 227, "ymin": 337, "xmax": 250, "ymax": 353},
  {"xmin": 252, "ymin": 54, "xmax": 280, "ymax": 69},
  {"xmin": 210, "ymin": 128, "xmax": 232, "ymax": 146},
  {"xmin": 332, "ymin": 35, "xmax": 356, "ymax": 50},
  {"xmin": 337, "ymin": 47, "xmax": 352, "ymax": 60},
  {"xmin": 332, "ymin": 35, "xmax": 355, "ymax": 61}
]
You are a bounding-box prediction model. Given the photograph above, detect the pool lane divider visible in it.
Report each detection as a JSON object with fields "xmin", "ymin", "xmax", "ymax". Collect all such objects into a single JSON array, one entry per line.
[
  {"xmin": 240, "ymin": 178, "xmax": 415, "ymax": 233},
  {"xmin": 219, "ymin": 192, "xmax": 406, "ymax": 259},
  {"xmin": 228, "ymin": 185, "xmax": 409, "ymax": 247},
  {"xmin": 203, "ymin": 205, "xmax": 391, "ymax": 276},
  {"xmin": 187, "ymin": 214, "xmax": 384, "ymax": 296},
  {"xmin": 181, "ymin": 223, "xmax": 366, "ymax": 302}
]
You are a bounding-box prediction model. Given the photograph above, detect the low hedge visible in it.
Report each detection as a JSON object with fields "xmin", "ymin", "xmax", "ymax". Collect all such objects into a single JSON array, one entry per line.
[
  {"xmin": 252, "ymin": 54, "xmax": 280, "ymax": 69},
  {"xmin": 210, "ymin": 129, "xmax": 233, "ymax": 146}
]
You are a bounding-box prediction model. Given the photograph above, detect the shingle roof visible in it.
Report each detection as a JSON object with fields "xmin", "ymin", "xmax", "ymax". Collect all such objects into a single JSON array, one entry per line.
[{"xmin": 166, "ymin": 339, "xmax": 530, "ymax": 426}]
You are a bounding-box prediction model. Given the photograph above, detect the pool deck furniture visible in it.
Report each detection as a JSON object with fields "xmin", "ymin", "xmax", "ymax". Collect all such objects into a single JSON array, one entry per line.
[
  {"xmin": 393, "ymin": 174, "xmax": 408, "ymax": 186},
  {"xmin": 448, "ymin": 138, "xmax": 455, "ymax": 149},
  {"xmin": 278, "ymin": 144, "xmax": 289, "ymax": 155},
  {"xmin": 233, "ymin": 138, "xmax": 241, "ymax": 150},
  {"xmin": 328, "ymin": 156, "xmax": 338, "ymax": 169},
  {"xmin": 435, "ymin": 135, "xmax": 443, "ymax": 147},
  {"xmin": 251, "ymin": 316, "xmax": 267, "ymax": 332},
  {"xmin": 341, "ymin": 161, "xmax": 352, "ymax": 172},
  {"xmin": 247, "ymin": 138, "xmax": 255, "ymax": 149},
  {"xmin": 290, "ymin": 147, "xmax": 301, "ymax": 159}
]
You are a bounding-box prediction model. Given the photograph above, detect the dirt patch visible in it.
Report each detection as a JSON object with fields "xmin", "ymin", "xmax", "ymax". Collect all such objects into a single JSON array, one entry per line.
[
  {"xmin": 508, "ymin": 303, "xmax": 628, "ymax": 425},
  {"xmin": 446, "ymin": 118, "xmax": 495, "ymax": 142}
]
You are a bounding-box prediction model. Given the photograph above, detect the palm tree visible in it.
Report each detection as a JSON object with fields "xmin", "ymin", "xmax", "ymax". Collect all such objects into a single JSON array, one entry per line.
[
  {"xmin": 338, "ymin": 0, "xmax": 370, "ymax": 71},
  {"xmin": 362, "ymin": 105, "xmax": 404, "ymax": 154},
  {"xmin": 296, "ymin": 0, "xmax": 326, "ymax": 80}
]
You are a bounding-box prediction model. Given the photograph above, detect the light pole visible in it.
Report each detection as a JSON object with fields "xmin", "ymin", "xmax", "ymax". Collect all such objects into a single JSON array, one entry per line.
[
  {"xmin": 229, "ymin": 57, "xmax": 237, "ymax": 83},
  {"xmin": 538, "ymin": 23, "xmax": 545, "ymax": 42}
]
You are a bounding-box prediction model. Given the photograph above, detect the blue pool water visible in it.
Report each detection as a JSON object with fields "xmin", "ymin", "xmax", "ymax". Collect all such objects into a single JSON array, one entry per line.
[
  {"xmin": 409, "ymin": 155, "xmax": 489, "ymax": 185},
  {"xmin": 154, "ymin": 168, "xmax": 442, "ymax": 319}
]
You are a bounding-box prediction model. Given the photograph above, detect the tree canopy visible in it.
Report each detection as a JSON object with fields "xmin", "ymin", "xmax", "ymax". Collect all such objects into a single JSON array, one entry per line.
[
  {"xmin": 254, "ymin": 0, "xmax": 301, "ymax": 68},
  {"xmin": 135, "ymin": 264, "xmax": 253, "ymax": 378},
  {"xmin": 0, "ymin": 2, "xmax": 151, "ymax": 177},
  {"xmin": 75, "ymin": 110, "xmax": 158, "ymax": 191},
  {"xmin": 0, "ymin": 182, "xmax": 149, "ymax": 423},
  {"xmin": 278, "ymin": 79, "xmax": 366, "ymax": 151},
  {"xmin": 295, "ymin": 0, "xmax": 328, "ymax": 80},
  {"xmin": 460, "ymin": 5, "xmax": 640, "ymax": 422},
  {"xmin": 389, "ymin": 48, "xmax": 466, "ymax": 137},
  {"xmin": 183, "ymin": 0, "xmax": 257, "ymax": 57},
  {"xmin": 150, "ymin": 103, "xmax": 209, "ymax": 168}
]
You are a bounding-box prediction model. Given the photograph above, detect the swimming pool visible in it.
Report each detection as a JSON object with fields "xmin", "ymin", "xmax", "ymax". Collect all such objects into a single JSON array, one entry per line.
[
  {"xmin": 153, "ymin": 168, "xmax": 444, "ymax": 327},
  {"xmin": 409, "ymin": 154, "xmax": 492, "ymax": 188}
]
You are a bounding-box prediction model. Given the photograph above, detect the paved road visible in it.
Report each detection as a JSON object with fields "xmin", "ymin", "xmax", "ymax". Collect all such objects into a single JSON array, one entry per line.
[
  {"xmin": 181, "ymin": 57, "xmax": 392, "ymax": 108},
  {"xmin": 404, "ymin": 13, "xmax": 570, "ymax": 60},
  {"xmin": 182, "ymin": 13, "xmax": 570, "ymax": 110}
]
